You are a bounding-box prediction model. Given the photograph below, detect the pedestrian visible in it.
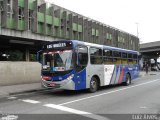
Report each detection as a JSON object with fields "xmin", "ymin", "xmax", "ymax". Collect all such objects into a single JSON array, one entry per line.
[{"xmin": 145, "ymin": 62, "xmax": 149, "ymax": 74}]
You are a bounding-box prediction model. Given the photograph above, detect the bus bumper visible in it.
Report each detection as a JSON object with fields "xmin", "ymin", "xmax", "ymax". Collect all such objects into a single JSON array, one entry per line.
[{"xmin": 41, "ymin": 79, "xmax": 75, "ymax": 90}]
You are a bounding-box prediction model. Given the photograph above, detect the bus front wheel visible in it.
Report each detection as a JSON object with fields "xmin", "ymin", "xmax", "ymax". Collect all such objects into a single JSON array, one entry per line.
[{"xmin": 89, "ymin": 77, "xmax": 98, "ymax": 93}]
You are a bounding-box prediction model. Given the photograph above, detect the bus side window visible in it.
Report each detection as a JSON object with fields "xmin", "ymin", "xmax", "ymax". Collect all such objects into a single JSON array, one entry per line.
[
  {"xmin": 128, "ymin": 53, "xmax": 133, "ymax": 64},
  {"xmin": 117, "ymin": 58, "xmax": 122, "ymax": 64},
  {"xmin": 103, "ymin": 57, "xmax": 113, "ymax": 64},
  {"xmin": 90, "ymin": 47, "xmax": 103, "ymax": 64},
  {"xmin": 76, "ymin": 45, "xmax": 88, "ymax": 72},
  {"xmin": 113, "ymin": 51, "xmax": 121, "ymax": 64},
  {"xmin": 103, "ymin": 49, "xmax": 113, "ymax": 64},
  {"xmin": 133, "ymin": 60, "xmax": 137, "ymax": 64},
  {"xmin": 113, "ymin": 58, "xmax": 118, "ymax": 64},
  {"xmin": 77, "ymin": 46, "xmax": 88, "ymax": 65},
  {"xmin": 133, "ymin": 54, "xmax": 138, "ymax": 64},
  {"xmin": 122, "ymin": 52, "xmax": 127, "ymax": 64}
]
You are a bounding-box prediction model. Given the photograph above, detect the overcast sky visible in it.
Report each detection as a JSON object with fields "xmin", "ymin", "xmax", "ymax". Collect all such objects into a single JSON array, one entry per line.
[{"xmin": 46, "ymin": 0, "xmax": 160, "ymax": 44}]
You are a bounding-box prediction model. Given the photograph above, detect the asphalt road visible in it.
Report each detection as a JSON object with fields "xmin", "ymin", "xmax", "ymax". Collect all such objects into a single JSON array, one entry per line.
[{"xmin": 0, "ymin": 74, "xmax": 160, "ymax": 120}]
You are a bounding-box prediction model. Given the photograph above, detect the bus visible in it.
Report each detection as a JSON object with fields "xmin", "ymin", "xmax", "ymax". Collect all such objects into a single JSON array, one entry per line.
[{"xmin": 38, "ymin": 40, "xmax": 139, "ymax": 92}]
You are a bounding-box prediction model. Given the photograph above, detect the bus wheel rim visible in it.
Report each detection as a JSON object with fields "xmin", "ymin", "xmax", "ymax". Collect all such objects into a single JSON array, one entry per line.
[
  {"xmin": 91, "ymin": 80, "xmax": 97, "ymax": 90},
  {"xmin": 127, "ymin": 75, "xmax": 130, "ymax": 84}
]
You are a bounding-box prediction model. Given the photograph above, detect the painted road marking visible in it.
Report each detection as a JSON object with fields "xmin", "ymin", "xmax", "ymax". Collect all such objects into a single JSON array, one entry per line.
[
  {"xmin": 19, "ymin": 99, "xmax": 109, "ymax": 119},
  {"xmin": 7, "ymin": 96, "xmax": 17, "ymax": 100},
  {"xmin": 140, "ymin": 106, "xmax": 148, "ymax": 109},
  {"xmin": 21, "ymin": 99, "xmax": 41, "ymax": 104},
  {"xmin": 58, "ymin": 79, "xmax": 160, "ymax": 106},
  {"xmin": 44, "ymin": 104, "xmax": 109, "ymax": 120}
]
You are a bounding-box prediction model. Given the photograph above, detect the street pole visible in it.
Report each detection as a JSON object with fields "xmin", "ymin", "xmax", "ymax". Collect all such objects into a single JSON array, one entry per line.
[{"xmin": 135, "ymin": 22, "xmax": 139, "ymax": 38}]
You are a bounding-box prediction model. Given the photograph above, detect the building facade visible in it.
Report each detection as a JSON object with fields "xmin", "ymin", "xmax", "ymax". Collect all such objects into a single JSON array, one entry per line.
[{"xmin": 0, "ymin": 0, "xmax": 139, "ymax": 61}]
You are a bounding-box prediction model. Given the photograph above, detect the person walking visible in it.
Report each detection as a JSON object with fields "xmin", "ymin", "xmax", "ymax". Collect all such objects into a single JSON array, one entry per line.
[{"xmin": 145, "ymin": 62, "xmax": 149, "ymax": 74}]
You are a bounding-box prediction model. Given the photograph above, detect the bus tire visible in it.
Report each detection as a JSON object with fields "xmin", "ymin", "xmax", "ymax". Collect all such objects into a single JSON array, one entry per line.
[
  {"xmin": 89, "ymin": 77, "xmax": 98, "ymax": 93},
  {"xmin": 124, "ymin": 74, "xmax": 131, "ymax": 86}
]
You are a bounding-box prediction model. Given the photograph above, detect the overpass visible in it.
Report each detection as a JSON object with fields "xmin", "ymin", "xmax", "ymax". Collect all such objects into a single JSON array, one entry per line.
[
  {"xmin": 140, "ymin": 41, "xmax": 160, "ymax": 70},
  {"xmin": 140, "ymin": 41, "xmax": 160, "ymax": 59}
]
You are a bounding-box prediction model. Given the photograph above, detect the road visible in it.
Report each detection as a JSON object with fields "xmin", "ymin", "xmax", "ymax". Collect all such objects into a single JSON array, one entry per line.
[{"xmin": 0, "ymin": 74, "xmax": 160, "ymax": 120}]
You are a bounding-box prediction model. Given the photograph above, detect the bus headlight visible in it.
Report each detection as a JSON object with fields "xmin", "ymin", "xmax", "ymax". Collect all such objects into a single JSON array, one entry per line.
[
  {"xmin": 67, "ymin": 74, "xmax": 74, "ymax": 81},
  {"xmin": 41, "ymin": 76, "xmax": 52, "ymax": 81}
]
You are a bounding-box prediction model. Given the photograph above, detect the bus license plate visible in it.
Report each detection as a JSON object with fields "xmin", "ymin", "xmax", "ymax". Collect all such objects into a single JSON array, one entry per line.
[{"xmin": 49, "ymin": 83, "xmax": 55, "ymax": 87}]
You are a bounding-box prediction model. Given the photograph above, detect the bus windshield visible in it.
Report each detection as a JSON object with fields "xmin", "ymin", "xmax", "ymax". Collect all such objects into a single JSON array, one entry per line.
[{"xmin": 42, "ymin": 50, "xmax": 73, "ymax": 71}]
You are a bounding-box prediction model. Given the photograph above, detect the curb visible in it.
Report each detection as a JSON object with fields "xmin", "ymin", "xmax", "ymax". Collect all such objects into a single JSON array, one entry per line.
[
  {"xmin": 9, "ymin": 88, "xmax": 47, "ymax": 96},
  {"xmin": 0, "ymin": 88, "xmax": 47, "ymax": 99},
  {"xmin": 0, "ymin": 92, "xmax": 9, "ymax": 99}
]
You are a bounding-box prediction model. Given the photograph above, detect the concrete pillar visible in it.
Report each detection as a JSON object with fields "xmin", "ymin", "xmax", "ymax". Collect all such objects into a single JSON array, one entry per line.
[
  {"xmin": 0, "ymin": 5, "xmax": 1, "ymax": 33},
  {"xmin": 25, "ymin": 49, "xmax": 30, "ymax": 61},
  {"xmin": 0, "ymin": 2, "xmax": 1, "ymax": 25}
]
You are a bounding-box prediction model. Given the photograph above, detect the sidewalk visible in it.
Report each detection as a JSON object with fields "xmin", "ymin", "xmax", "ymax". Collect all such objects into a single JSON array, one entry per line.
[
  {"xmin": 0, "ymin": 82, "xmax": 45, "ymax": 98},
  {"xmin": 0, "ymin": 71, "xmax": 160, "ymax": 99},
  {"xmin": 139, "ymin": 71, "xmax": 160, "ymax": 77}
]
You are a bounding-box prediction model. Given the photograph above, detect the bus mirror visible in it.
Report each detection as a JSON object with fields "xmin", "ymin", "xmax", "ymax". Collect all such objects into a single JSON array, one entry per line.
[
  {"xmin": 77, "ymin": 53, "xmax": 83, "ymax": 66},
  {"xmin": 76, "ymin": 54, "xmax": 80, "ymax": 66}
]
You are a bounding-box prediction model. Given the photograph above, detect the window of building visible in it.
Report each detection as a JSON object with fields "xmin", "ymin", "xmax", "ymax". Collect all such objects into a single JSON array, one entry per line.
[
  {"xmin": 106, "ymin": 33, "xmax": 112, "ymax": 40},
  {"xmin": 73, "ymin": 31, "xmax": 77, "ymax": 39},
  {"xmin": 0, "ymin": 1, "xmax": 3, "ymax": 12},
  {"xmin": 110, "ymin": 34, "xmax": 112, "ymax": 40},
  {"xmin": 7, "ymin": 0, "xmax": 13, "ymax": 17},
  {"xmin": 18, "ymin": 7, "xmax": 24, "ymax": 20},
  {"xmin": 78, "ymin": 32, "xmax": 82, "ymax": 40},
  {"xmin": 54, "ymin": 26, "xmax": 59, "ymax": 36},
  {"xmin": 46, "ymin": 24, "xmax": 52, "ymax": 35},
  {"xmin": 131, "ymin": 40, "xmax": 133, "ymax": 45},
  {"xmin": 28, "ymin": 10, "xmax": 32, "ymax": 30},
  {"xmin": 118, "ymin": 36, "xmax": 125, "ymax": 43},
  {"xmin": 38, "ymin": 6, "xmax": 40, "ymax": 12},
  {"xmin": 38, "ymin": 22, "xmax": 44, "ymax": 33}
]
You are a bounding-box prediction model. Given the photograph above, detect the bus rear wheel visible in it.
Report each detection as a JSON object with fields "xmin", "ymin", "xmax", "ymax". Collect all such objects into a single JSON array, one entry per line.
[
  {"xmin": 124, "ymin": 74, "xmax": 131, "ymax": 86},
  {"xmin": 89, "ymin": 77, "xmax": 98, "ymax": 93}
]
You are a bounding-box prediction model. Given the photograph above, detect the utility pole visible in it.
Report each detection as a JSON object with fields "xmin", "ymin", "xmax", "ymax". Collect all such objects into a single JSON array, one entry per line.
[{"xmin": 135, "ymin": 22, "xmax": 139, "ymax": 38}]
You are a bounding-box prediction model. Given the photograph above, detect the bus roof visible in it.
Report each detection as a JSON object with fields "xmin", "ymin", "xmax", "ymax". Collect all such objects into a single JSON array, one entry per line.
[{"xmin": 70, "ymin": 40, "xmax": 139, "ymax": 54}]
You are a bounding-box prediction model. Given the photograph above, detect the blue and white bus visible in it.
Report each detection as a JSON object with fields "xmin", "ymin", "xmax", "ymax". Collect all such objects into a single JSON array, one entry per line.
[{"xmin": 38, "ymin": 40, "xmax": 139, "ymax": 92}]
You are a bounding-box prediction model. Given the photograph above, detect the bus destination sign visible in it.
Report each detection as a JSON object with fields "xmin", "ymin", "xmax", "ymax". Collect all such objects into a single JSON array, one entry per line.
[
  {"xmin": 44, "ymin": 42, "xmax": 72, "ymax": 49},
  {"xmin": 47, "ymin": 43, "xmax": 66, "ymax": 49}
]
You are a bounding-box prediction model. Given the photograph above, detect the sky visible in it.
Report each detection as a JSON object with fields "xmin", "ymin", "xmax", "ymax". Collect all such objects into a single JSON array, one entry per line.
[{"xmin": 46, "ymin": 0, "xmax": 160, "ymax": 44}]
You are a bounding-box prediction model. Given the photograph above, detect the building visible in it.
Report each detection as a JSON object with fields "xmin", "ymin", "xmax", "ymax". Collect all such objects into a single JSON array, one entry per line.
[{"xmin": 0, "ymin": 0, "xmax": 139, "ymax": 62}]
